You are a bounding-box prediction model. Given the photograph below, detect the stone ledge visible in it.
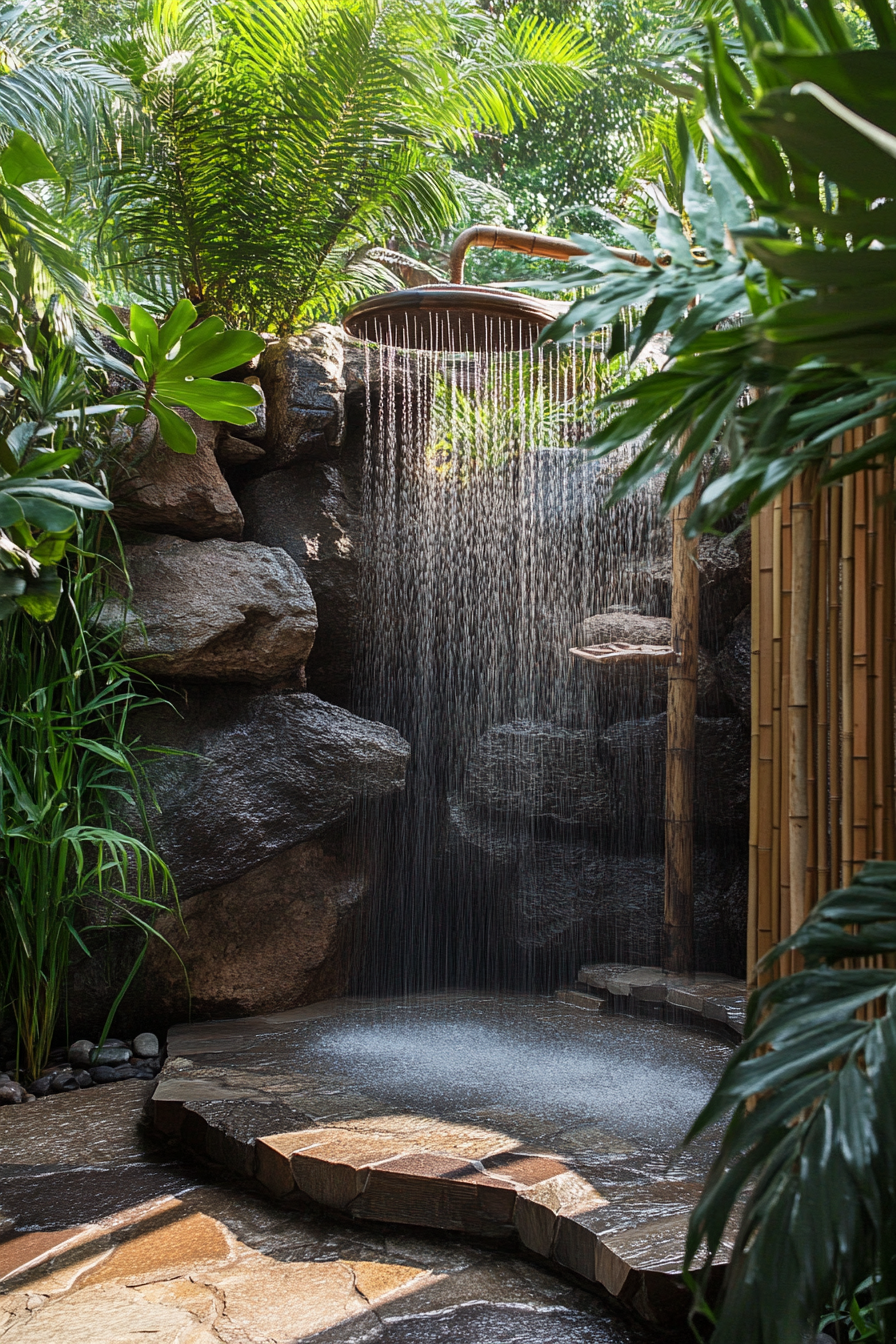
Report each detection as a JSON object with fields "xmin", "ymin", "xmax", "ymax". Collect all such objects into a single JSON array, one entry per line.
[
  {"xmin": 151, "ymin": 996, "xmax": 732, "ymax": 1332},
  {"xmin": 576, "ymin": 964, "xmax": 749, "ymax": 1040}
]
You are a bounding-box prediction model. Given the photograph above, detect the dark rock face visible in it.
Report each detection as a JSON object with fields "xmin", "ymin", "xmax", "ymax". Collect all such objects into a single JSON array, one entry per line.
[
  {"xmin": 238, "ymin": 456, "xmax": 361, "ymax": 705},
  {"xmin": 130, "ymin": 689, "xmax": 409, "ymax": 895},
  {"xmin": 98, "ymin": 535, "xmax": 317, "ymax": 684},
  {"xmin": 145, "ymin": 829, "xmax": 360, "ymax": 1019},
  {"xmin": 460, "ymin": 721, "xmax": 609, "ymax": 825},
  {"xmin": 715, "ymin": 605, "xmax": 751, "ymax": 723},
  {"xmin": 644, "ymin": 527, "xmax": 751, "ymax": 649},
  {"xmin": 258, "ymin": 324, "xmax": 346, "ymax": 466},
  {"xmin": 111, "ymin": 411, "xmax": 244, "ymax": 540},
  {"xmin": 599, "ymin": 713, "xmax": 750, "ymax": 831}
]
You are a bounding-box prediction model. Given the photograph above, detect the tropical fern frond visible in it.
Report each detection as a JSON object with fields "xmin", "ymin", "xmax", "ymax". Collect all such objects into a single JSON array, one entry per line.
[
  {"xmin": 94, "ymin": 0, "xmax": 593, "ymax": 329},
  {"xmin": 685, "ymin": 860, "xmax": 896, "ymax": 1344}
]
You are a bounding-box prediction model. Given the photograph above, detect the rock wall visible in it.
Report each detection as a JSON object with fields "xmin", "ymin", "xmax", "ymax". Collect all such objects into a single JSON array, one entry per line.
[
  {"xmin": 91, "ymin": 323, "xmax": 752, "ymax": 1030},
  {"xmin": 89, "ymin": 331, "xmax": 410, "ymax": 1031}
]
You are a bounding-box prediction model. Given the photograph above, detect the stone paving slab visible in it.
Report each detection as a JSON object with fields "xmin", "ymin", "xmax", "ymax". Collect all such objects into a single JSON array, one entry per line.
[
  {"xmin": 150, "ymin": 993, "xmax": 732, "ymax": 1331},
  {"xmin": 576, "ymin": 965, "xmax": 750, "ymax": 1039},
  {"xmin": 0, "ymin": 1077, "xmax": 652, "ymax": 1344}
]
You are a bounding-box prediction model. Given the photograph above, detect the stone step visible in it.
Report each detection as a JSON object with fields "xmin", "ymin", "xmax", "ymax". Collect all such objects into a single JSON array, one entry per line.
[
  {"xmin": 577, "ymin": 963, "xmax": 750, "ymax": 1038},
  {"xmin": 554, "ymin": 988, "xmax": 604, "ymax": 1011}
]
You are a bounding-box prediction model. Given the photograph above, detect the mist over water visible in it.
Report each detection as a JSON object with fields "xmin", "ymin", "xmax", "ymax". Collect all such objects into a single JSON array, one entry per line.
[{"xmin": 351, "ymin": 333, "xmax": 681, "ymax": 996}]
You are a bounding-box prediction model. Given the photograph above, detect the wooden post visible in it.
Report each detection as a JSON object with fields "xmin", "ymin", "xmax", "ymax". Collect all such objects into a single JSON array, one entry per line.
[{"xmin": 664, "ymin": 485, "xmax": 699, "ymax": 973}]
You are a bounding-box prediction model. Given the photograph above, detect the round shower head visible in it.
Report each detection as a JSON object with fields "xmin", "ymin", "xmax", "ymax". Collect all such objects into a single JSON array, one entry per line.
[{"xmin": 342, "ymin": 283, "xmax": 565, "ymax": 352}]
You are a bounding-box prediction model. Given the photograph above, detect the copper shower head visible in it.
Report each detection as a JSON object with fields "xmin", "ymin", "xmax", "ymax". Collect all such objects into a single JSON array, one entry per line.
[{"xmin": 342, "ymin": 226, "xmax": 650, "ymax": 353}]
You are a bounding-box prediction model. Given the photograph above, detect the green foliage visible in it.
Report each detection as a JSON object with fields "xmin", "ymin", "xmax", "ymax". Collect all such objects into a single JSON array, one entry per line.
[
  {"xmin": 0, "ymin": 518, "xmax": 178, "ymax": 1081},
  {"xmin": 683, "ymin": 860, "xmax": 896, "ymax": 1344},
  {"xmin": 95, "ymin": 0, "xmax": 594, "ymax": 330},
  {"xmin": 98, "ymin": 298, "xmax": 264, "ymax": 453},
  {"xmin": 456, "ymin": 0, "xmax": 668, "ymax": 273},
  {"xmin": 537, "ymin": 0, "xmax": 896, "ymax": 534}
]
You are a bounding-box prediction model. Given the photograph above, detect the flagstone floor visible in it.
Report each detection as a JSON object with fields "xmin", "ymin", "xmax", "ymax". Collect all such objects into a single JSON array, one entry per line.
[{"xmin": 0, "ymin": 1075, "xmax": 653, "ymax": 1343}]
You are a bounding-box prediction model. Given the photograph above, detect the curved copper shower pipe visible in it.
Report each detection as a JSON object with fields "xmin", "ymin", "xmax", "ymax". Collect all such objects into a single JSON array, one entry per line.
[{"xmin": 447, "ymin": 225, "xmax": 655, "ymax": 285}]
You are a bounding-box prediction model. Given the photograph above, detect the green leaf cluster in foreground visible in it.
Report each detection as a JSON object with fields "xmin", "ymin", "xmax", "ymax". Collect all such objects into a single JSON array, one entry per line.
[
  {"xmin": 684, "ymin": 860, "xmax": 896, "ymax": 1343},
  {"xmin": 537, "ymin": 0, "xmax": 896, "ymax": 535}
]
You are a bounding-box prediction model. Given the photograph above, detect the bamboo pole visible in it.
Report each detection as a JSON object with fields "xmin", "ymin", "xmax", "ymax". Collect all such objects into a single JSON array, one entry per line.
[
  {"xmin": 748, "ymin": 512, "xmax": 760, "ymax": 982},
  {"xmin": 842, "ymin": 460, "xmax": 856, "ymax": 885},
  {"xmin": 853, "ymin": 468, "xmax": 870, "ymax": 871},
  {"xmin": 789, "ymin": 470, "xmax": 815, "ymax": 934},
  {"xmin": 829, "ymin": 458, "xmax": 843, "ymax": 889},
  {"xmin": 664, "ymin": 484, "xmax": 699, "ymax": 974},
  {"xmin": 757, "ymin": 503, "xmax": 776, "ymax": 974},
  {"xmin": 815, "ymin": 487, "xmax": 830, "ymax": 903}
]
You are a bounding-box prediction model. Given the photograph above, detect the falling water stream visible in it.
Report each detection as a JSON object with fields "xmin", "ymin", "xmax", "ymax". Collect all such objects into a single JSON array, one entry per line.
[{"xmin": 349, "ymin": 333, "xmax": 691, "ymax": 996}]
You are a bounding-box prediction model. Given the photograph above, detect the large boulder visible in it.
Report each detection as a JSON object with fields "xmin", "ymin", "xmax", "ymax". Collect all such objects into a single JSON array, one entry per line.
[
  {"xmin": 459, "ymin": 720, "xmax": 609, "ymax": 825},
  {"xmin": 144, "ymin": 830, "xmax": 360, "ymax": 1020},
  {"xmin": 129, "ymin": 689, "xmax": 409, "ymax": 895},
  {"xmin": 259, "ymin": 324, "xmax": 346, "ymax": 466},
  {"xmin": 98, "ymin": 535, "xmax": 317, "ymax": 683},
  {"xmin": 111, "ymin": 411, "xmax": 244, "ymax": 540},
  {"xmin": 599, "ymin": 713, "xmax": 750, "ymax": 830},
  {"xmin": 238, "ymin": 456, "xmax": 361, "ymax": 705},
  {"xmin": 715, "ymin": 605, "xmax": 751, "ymax": 723},
  {"xmin": 575, "ymin": 612, "xmax": 725, "ymax": 716},
  {"xmin": 644, "ymin": 528, "xmax": 751, "ymax": 649}
]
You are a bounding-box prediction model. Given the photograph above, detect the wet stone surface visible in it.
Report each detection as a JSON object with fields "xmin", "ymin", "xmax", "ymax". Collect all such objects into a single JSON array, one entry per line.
[
  {"xmin": 153, "ymin": 994, "xmax": 732, "ymax": 1330},
  {"xmin": 0, "ymin": 1076, "xmax": 650, "ymax": 1342}
]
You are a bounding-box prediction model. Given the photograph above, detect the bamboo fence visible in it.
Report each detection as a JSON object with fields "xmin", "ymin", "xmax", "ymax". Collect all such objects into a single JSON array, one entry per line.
[{"xmin": 748, "ymin": 436, "xmax": 896, "ymax": 982}]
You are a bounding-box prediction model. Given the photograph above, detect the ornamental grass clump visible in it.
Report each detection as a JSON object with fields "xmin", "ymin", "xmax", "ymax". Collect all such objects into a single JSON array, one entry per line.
[{"xmin": 0, "ymin": 521, "xmax": 177, "ymax": 1083}]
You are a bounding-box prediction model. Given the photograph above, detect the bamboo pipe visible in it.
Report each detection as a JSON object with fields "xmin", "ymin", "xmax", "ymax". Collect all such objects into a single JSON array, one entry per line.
[
  {"xmin": 842, "ymin": 463, "xmax": 856, "ymax": 884},
  {"xmin": 664, "ymin": 467, "xmax": 699, "ymax": 974},
  {"xmin": 747, "ymin": 511, "xmax": 760, "ymax": 981},
  {"xmin": 447, "ymin": 225, "xmax": 658, "ymax": 285},
  {"xmin": 789, "ymin": 470, "xmax": 815, "ymax": 935}
]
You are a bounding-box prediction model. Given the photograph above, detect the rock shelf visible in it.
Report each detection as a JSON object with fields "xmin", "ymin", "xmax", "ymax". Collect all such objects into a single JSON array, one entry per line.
[
  {"xmin": 572, "ymin": 965, "xmax": 749, "ymax": 1041},
  {"xmin": 150, "ymin": 993, "xmax": 733, "ymax": 1331}
]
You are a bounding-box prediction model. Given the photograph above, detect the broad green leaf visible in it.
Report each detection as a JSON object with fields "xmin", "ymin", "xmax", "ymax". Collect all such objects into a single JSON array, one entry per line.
[
  {"xmin": 157, "ymin": 298, "xmax": 197, "ymax": 357},
  {"xmin": 150, "ymin": 398, "xmax": 197, "ymax": 454},
  {"xmin": 128, "ymin": 304, "xmax": 160, "ymax": 361},
  {"xmin": 155, "ymin": 378, "xmax": 260, "ymax": 423},
  {"xmin": 0, "ymin": 130, "xmax": 59, "ymax": 186},
  {"xmin": 164, "ymin": 330, "xmax": 265, "ymax": 378},
  {"xmin": 14, "ymin": 571, "xmax": 61, "ymax": 621},
  {"xmin": 18, "ymin": 497, "xmax": 77, "ymax": 533}
]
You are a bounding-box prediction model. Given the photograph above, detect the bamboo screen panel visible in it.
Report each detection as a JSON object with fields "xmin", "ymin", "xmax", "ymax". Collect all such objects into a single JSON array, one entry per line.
[{"xmin": 748, "ymin": 441, "xmax": 896, "ymax": 983}]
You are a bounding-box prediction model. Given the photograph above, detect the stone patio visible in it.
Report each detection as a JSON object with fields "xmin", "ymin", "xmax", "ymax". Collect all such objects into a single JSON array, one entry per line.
[
  {"xmin": 149, "ymin": 993, "xmax": 733, "ymax": 1331},
  {"xmin": 0, "ymin": 1073, "xmax": 652, "ymax": 1342}
]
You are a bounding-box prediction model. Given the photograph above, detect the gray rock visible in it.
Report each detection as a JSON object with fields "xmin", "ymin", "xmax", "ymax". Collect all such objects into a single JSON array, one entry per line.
[
  {"xmin": 216, "ymin": 432, "xmax": 266, "ymax": 465},
  {"xmin": 27, "ymin": 1076, "xmax": 53, "ymax": 1097},
  {"xmin": 98, "ymin": 535, "xmax": 317, "ymax": 684},
  {"xmin": 146, "ymin": 828, "xmax": 362, "ymax": 1020},
  {"xmin": 129, "ymin": 688, "xmax": 409, "ymax": 894},
  {"xmin": 259, "ymin": 324, "xmax": 345, "ymax": 466},
  {"xmin": 111, "ymin": 411, "xmax": 244, "ymax": 540},
  {"xmin": 239, "ymin": 456, "xmax": 360, "ymax": 705},
  {"xmin": 715, "ymin": 605, "xmax": 751, "ymax": 723},
  {"xmin": 460, "ymin": 721, "xmax": 609, "ymax": 825},
  {"xmin": 50, "ymin": 1072, "xmax": 80, "ymax": 1092},
  {"xmin": 72, "ymin": 1069, "xmax": 93, "ymax": 1088},
  {"xmin": 599, "ymin": 713, "xmax": 750, "ymax": 830},
  {"xmin": 236, "ymin": 375, "xmax": 266, "ymax": 442},
  {"xmin": 91, "ymin": 1045, "xmax": 131, "ymax": 1066},
  {"xmin": 0, "ymin": 1084, "xmax": 23, "ymax": 1104},
  {"xmin": 132, "ymin": 1032, "xmax": 160, "ymax": 1059},
  {"xmin": 67, "ymin": 1039, "xmax": 95, "ymax": 1068},
  {"xmin": 111, "ymin": 1064, "xmax": 137, "ymax": 1080},
  {"xmin": 645, "ymin": 529, "xmax": 751, "ymax": 649},
  {"xmin": 88, "ymin": 1066, "xmax": 117, "ymax": 1084},
  {"xmin": 576, "ymin": 612, "xmax": 724, "ymax": 716}
]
